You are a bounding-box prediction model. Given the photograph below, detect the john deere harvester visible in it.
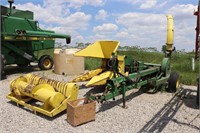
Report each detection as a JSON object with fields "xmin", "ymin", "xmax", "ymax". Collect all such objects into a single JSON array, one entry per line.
[
  {"xmin": 0, "ymin": 0, "xmax": 71, "ymax": 79},
  {"xmin": 73, "ymin": 15, "xmax": 180, "ymax": 108}
]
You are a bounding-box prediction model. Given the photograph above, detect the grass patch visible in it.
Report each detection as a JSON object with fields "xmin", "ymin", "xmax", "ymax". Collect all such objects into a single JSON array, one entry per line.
[{"xmin": 85, "ymin": 57, "xmax": 102, "ymax": 70}]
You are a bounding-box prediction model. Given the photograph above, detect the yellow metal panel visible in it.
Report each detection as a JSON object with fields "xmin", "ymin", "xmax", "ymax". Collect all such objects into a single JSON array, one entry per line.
[
  {"xmin": 71, "ymin": 68, "xmax": 104, "ymax": 82},
  {"xmin": 74, "ymin": 41, "xmax": 119, "ymax": 59},
  {"xmin": 166, "ymin": 14, "xmax": 174, "ymax": 51},
  {"xmin": 86, "ymin": 71, "xmax": 114, "ymax": 86},
  {"xmin": 4, "ymin": 36, "xmax": 55, "ymax": 41},
  {"xmin": 64, "ymin": 83, "xmax": 79, "ymax": 101},
  {"xmin": 10, "ymin": 77, "xmax": 28, "ymax": 96},
  {"xmin": 117, "ymin": 55, "xmax": 125, "ymax": 74},
  {"xmin": 6, "ymin": 93, "xmax": 69, "ymax": 117},
  {"xmin": 32, "ymin": 84, "xmax": 65, "ymax": 108}
]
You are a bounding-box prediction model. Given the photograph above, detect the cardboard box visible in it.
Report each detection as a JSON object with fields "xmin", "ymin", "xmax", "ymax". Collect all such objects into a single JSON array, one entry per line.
[{"xmin": 67, "ymin": 98, "xmax": 96, "ymax": 126}]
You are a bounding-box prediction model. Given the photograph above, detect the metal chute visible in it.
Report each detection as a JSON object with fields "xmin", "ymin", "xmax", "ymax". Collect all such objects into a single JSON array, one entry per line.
[
  {"xmin": 166, "ymin": 14, "xmax": 174, "ymax": 52},
  {"xmin": 74, "ymin": 40, "xmax": 119, "ymax": 58}
]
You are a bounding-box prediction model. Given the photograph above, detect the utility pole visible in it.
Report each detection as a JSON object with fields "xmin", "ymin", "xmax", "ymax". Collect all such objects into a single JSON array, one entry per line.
[{"xmin": 194, "ymin": 1, "xmax": 200, "ymax": 59}]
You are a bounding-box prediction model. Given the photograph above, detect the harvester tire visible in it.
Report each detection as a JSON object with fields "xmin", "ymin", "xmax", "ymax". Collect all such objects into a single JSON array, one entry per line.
[
  {"xmin": 167, "ymin": 71, "xmax": 180, "ymax": 92},
  {"xmin": 38, "ymin": 55, "xmax": 54, "ymax": 70}
]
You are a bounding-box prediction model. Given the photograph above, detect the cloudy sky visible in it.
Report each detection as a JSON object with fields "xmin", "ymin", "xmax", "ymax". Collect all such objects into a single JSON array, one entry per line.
[{"xmin": 1, "ymin": 0, "xmax": 198, "ymax": 51}]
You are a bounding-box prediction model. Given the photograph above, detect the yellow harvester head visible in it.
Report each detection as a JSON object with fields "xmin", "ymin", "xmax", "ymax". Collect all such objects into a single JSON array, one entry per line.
[{"xmin": 7, "ymin": 73, "xmax": 79, "ymax": 117}]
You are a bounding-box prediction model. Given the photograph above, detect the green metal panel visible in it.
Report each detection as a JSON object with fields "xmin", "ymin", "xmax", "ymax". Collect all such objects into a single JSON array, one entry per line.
[
  {"xmin": 1, "ymin": 5, "xmax": 33, "ymax": 19},
  {"xmin": 32, "ymin": 40, "xmax": 54, "ymax": 60},
  {"xmin": 2, "ymin": 41, "xmax": 33, "ymax": 65},
  {"xmin": 32, "ymin": 40, "xmax": 54, "ymax": 50},
  {"xmin": 33, "ymin": 49, "xmax": 54, "ymax": 62},
  {"xmin": 1, "ymin": 45, "xmax": 15, "ymax": 64},
  {"xmin": 25, "ymin": 30, "xmax": 70, "ymax": 38},
  {"xmin": 125, "ymin": 56, "xmax": 132, "ymax": 66},
  {"xmin": 2, "ymin": 16, "xmax": 37, "ymax": 35}
]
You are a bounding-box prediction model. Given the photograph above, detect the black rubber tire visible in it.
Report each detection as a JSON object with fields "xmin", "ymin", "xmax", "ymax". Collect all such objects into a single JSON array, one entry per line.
[
  {"xmin": 38, "ymin": 55, "xmax": 54, "ymax": 70},
  {"xmin": 167, "ymin": 71, "xmax": 180, "ymax": 92},
  {"xmin": 38, "ymin": 55, "xmax": 48, "ymax": 69}
]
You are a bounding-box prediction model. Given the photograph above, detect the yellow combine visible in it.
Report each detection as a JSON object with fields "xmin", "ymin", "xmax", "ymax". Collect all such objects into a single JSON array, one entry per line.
[{"xmin": 7, "ymin": 73, "xmax": 79, "ymax": 117}]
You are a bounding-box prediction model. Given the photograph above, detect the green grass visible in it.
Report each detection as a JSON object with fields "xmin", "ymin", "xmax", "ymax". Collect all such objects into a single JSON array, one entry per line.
[
  {"xmin": 84, "ymin": 50, "xmax": 199, "ymax": 85},
  {"xmin": 85, "ymin": 57, "xmax": 102, "ymax": 70},
  {"xmin": 170, "ymin": 52, "xmax": 199, "ymax": 85}
]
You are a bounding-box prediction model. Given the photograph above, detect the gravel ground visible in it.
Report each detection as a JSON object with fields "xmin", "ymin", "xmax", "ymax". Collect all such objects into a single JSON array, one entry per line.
[{"xmin": 0, "ymin": 66, "xmax": 199, "ymax": 133}]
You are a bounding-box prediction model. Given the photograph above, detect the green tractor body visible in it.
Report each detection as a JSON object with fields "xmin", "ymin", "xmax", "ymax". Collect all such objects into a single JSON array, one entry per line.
[{"xmin": 1, "ymin": 3, "xmax": 70, "ymax": 78}]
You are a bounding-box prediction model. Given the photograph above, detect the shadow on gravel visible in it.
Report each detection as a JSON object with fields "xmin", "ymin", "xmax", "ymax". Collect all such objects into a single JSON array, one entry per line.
[
  {"xmin": 4, "ymin": 64, "xmax": 40, "ymax": 77},
  {"xmin": 83, "ymin": 85, "xmax": 106, "ymax": 95},
  {"xmin": 95, "ymin": 88, "xmax": 145, "ymax": 113},
  {"xmin": 37, "ymin": 111, "xmax": 66, "ymax": 121},
  {"xmin": 138, "ymin": 88, "xmax": 200, "ymax": 133},
  {"xmin": 182, "ymin": 89, "xmax": 199, "ymax": 109},
  {"xmin": 84, "ymin": 86, "xmax": 157, "ymax": 113},
  {"xmin": 7, "ymin": 100, "xmax": 66, "ymax": 121}
]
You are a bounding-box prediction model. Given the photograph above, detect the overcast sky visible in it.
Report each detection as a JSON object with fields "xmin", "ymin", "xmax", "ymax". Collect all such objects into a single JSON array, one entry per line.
[{"xmin": 1, "ymin": 0, "xmax": 198, "ymax": 51}]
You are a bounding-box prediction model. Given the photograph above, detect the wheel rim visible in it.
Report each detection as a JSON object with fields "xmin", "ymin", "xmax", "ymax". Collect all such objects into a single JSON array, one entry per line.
[{"xmin": 43, "ymin": 59, "xmax": 51, "ymax": 68}]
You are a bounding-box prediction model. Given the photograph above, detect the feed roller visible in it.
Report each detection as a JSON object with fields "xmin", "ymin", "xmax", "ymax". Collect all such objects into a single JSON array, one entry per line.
[
  {"xmin": 7, "ymin": 73, "xmax": 79, "ymax": 117},
  {"xmin": 10, "ymin": 77, "xmax": 65, "ymax": 109},
  {"xmin": 25, "ymin": 73, "xmax": 77, "ymax": 98}
]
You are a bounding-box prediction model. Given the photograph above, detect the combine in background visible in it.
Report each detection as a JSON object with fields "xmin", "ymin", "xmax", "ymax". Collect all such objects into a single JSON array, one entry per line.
[{"xmin": 0, "ymin": 0, "xmax": 71, "ymax": 79}]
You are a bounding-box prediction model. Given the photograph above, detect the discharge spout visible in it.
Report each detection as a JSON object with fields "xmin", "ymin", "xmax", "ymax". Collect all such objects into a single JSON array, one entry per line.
[{"xmin": 166, "ymin": 14, "xmax": 174, "ymax": 52}]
